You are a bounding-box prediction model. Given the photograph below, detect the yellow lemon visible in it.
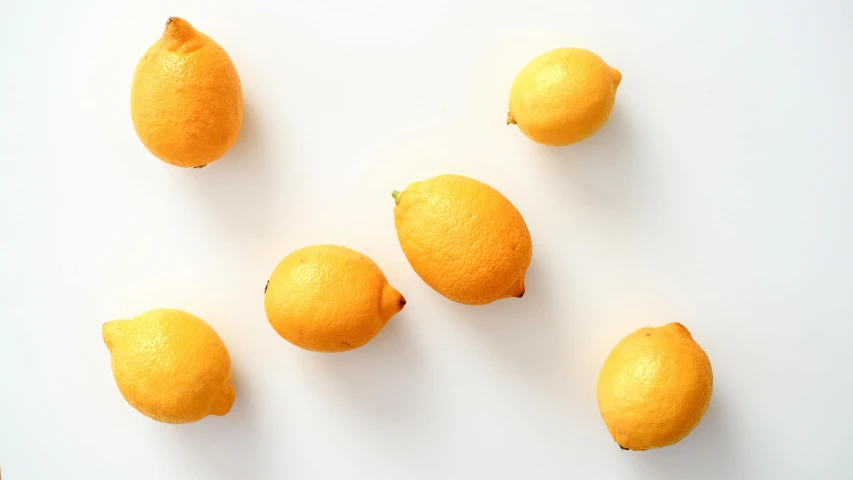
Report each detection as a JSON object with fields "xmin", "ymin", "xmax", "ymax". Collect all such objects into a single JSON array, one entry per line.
[
  {"xmin": 597, "ymin": 323, "xmax": 713, "ymax": 450},
  {"xmin": 103, "ymin": 308, "xmax": 235, "ymax": 424},
  {"xmin": 508, "ymin": 48, "xmax": 621, "ymax": 146},
  {"xmin": 264, "ymin": 245, "xmax": 405, "ymax": 352},
  {"xmin": 131, "ymin": 17, "xmax": 243, "ymax": 167},
  {"xmin": 392, "ymin": 174, "xmax": 532, "ymax": 305}
]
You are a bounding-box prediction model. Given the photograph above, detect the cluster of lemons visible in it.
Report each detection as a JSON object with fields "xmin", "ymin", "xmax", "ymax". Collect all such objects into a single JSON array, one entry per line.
[{"xmin": 105, "ymin": 17, "xmax": 712, "ymax": 452}]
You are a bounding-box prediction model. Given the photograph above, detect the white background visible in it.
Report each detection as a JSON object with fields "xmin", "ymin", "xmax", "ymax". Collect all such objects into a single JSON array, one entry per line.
[{"xmin": 2, "ymin": 0, "xmax": 852, "ymax": 478}]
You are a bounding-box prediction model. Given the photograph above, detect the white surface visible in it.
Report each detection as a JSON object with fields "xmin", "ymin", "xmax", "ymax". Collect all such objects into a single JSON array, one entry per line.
[{"xmin": 2, "ymin": 0, "xmax": 853, "ymax": 478}]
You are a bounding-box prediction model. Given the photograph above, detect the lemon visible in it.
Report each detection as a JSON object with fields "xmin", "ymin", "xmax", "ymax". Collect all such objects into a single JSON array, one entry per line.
[
  {"xmin": 264, "ymin": 245, "xmax": 406, "ymax": 352},
  {"xmin": 131, "ymin": 17, "xmax": 243, "ymax": 167},
  {"xmin": 393, "ymin": 174, "xmax": 532, "ymax": 305},
  {"xmin": 597, "ymin": 323, "xmax": 713, "ymax": 450},
  {"xmin": 508, "ymin": 48, "xmax": 621, "ymax": 146},
  {"xmin": 102, "ymin": 308, "xmax": 235, "ymax": 424}
]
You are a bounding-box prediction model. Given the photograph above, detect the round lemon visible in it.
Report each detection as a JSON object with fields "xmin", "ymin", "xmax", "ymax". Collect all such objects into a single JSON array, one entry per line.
[
  {"xmin": 597, "ymin": 322, "xmax": 713, "ymax": 450},
  {"xmin": 393, "ymin": 174, "xmax": 532, "ymax": 305},
  {"xmin": 264, "ymin": 245, "xmax": 406, "ymax": 352},
  {"xmin": 508, "ymin": 48, "xmax": 621, "ymax": 146},
  {"xmin": 103, "ymin": 308, "xmax": 236, "ymax": 424}
]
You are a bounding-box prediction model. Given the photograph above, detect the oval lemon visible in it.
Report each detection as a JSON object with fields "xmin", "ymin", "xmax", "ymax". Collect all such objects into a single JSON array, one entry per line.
[
  {"xmin": 508, "ymin": 48, "xmax": 621, "ymax": 146},
  {"xmin": 103, "ymin": 308, "xmax": 236, "ymax": 424},
  {"xmin": 393, "ymin": 174, "xmax": 532, "ymax": 305},
  {"xmin": 264, "ymin": 245, "xmax": 406, "ymax": 352},
  {"xmin": 131, "ymin": 17, "xmax": 243, "ymax": 167},
  {"xmin": 597, "ymin": 322, "xmax": 713, "ymax": 450}
]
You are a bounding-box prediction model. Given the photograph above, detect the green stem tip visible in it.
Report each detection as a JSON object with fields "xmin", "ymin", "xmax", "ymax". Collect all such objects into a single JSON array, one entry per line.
[{"xmin": 391, "ymin": 190, "xmax": 402, "ymax": 204}]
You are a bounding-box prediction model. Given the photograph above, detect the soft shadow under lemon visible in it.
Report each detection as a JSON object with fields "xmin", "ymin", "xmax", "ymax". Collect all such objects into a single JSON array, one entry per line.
[
  {"xmin": 449, "ymin": 254, "xmax": 574, "ymax": 405},
  {"xmin": 537, "ymin": 109, "xmax": 641, "ymax": 210},
  {"xmin": 301, "ymin": 312, "xmax": 426, "ymax": 422},
  {"xmin": 162, "ymin": 365, "xmax": 262, "ymax": 480}
]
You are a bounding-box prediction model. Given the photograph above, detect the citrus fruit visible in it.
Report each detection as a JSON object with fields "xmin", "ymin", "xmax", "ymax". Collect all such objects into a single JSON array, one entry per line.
[
  {"xmin": 102, "ymin": 308, "xmax": 236, "ymax": 424},
  {"xmin": 597, "ymin": 322, "xmax": 713, "ymax": 450},
  {"xmin": 392, "ymin": 174, "xmax": 532, "ymax": 305},
  {"xmin": 508, "ymin": 48, "xmax": 621, "ymax": 146},
  {"xmin": 131, "ymin": 17, "xmax": 243, "ymax": 167},
  {"xmin": 264, "ymin": 245, "xmax": 405, "ymax": 352}
]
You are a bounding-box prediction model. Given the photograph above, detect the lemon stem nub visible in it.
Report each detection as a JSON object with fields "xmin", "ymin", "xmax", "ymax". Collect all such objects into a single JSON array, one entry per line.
[
  {"xmin": 392, "ymin": 190, "xmax": 402, "ymax": 204},
  {"xmin": 163, "ymin": 17, "xmax": 197, "ymax": 50},
  {"xmin": 507, "ymin": 112, "xmax": 517, "ymax": 125}
]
